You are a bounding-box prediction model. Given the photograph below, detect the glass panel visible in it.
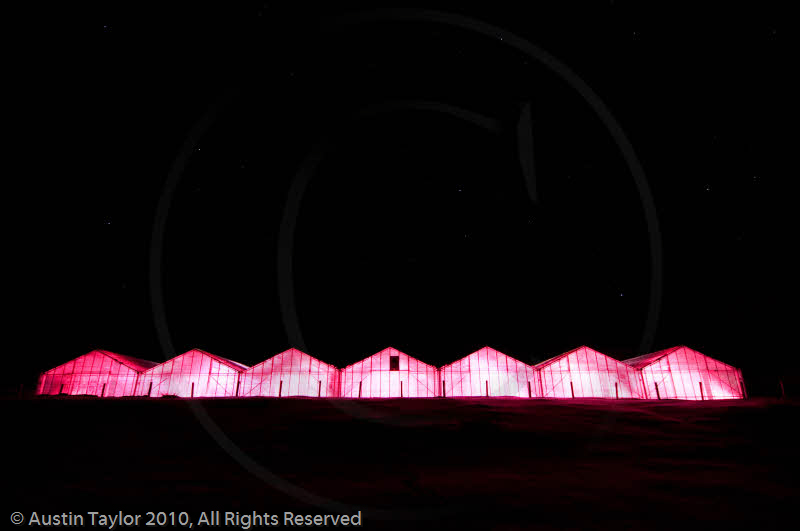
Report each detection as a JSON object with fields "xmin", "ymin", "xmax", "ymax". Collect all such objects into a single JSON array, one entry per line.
[
  {"xmin": 341, "ymin": 348, "xmax": 438, "ymax": 397},
  {"xmin": 441, "ymin": 347, "xmax": 536, "ymax": 398}
]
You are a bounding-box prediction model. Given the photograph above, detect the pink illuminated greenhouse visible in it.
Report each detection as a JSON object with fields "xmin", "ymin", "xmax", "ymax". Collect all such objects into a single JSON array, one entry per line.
[
  {"xmin": 37, "ymin": 349, "xmax": 157, "ymax": 397},
  {"xmin": 624, "ymin": 346, "xmax": 745, "ymax": 400},
  {"xmin": 340, "ymin": 347, "xmax": 439, "ymax": 398},
  {"xmin": 440, "ymin": 346, "xmax": 538, "ymax": 397},
  {"xmin": 239, "ymin": 348, "xmax": 340, "ymax": 397},
  {"xmin": 134, "ymin": 349, "xmax": 249, "ymax": 398},
  {"xmin": 535, "ymin": 346, "xmax": 645, "ymax": 399}
]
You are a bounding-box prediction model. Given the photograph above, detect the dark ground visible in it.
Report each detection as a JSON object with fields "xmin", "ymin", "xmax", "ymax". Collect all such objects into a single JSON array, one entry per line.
[{"xmin": 5, "ymin": 397, "xmax": 798, "ymax": 529}]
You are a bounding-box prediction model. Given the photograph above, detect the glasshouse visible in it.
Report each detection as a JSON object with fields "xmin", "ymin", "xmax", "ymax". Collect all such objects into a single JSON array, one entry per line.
[
  {"xmin": 535, "ymin": 346, "xmax": 645, "ymax": 399},
  {"xmin": 238, "ymin": 348, "xmax": 340, "ymax": 397},
  {"xmin": 36, "ymin": 349, "xmax": 157, "ymax": 397},
  {"xmin": 35, "ymin": 344, "xmax": 747, "ymax": 401},
  {"xmin": 624, "ymin": 345, "xmax": 745, "ymax": 400},
  {"xmin": 340, "ymin": 347, "xmax": 439, "ymax": 398},
  {"xmin": 134, "ymin": 349, "xmax": 249, "ymax": 398},
  {"xmin": 440, "ymin": 346, "xmax": 538, "ymax": 397}
]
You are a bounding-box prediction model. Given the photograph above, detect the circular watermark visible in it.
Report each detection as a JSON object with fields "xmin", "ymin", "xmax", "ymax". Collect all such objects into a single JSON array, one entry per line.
[{"xmin": 149, "ymin": 7, "xmax": 663, "ymax": 522}]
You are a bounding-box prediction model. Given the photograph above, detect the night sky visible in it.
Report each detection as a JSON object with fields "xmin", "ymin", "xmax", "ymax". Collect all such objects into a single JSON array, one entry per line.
[{"xmin": 11, "ymin": 1, "xmax": 792, "ymax": 394}]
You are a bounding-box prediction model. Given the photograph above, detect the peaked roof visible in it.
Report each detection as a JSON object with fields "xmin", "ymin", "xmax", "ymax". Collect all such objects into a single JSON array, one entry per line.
[
  {"xmin": 44, "ymin": 349, "xmax": 158, "ymax": 374},
  {"xmin": 532, "ymin": 345, "xmax": 617, "ymax": 369},
  {"xmin": 245, "ymin": 348, "xmax": 338, "ymax": 371},
  {"xmin": 341, "ymin": 346, "xmax": 436, "ymax": 370},
  {"xmin": 148, "ymin": 348, "xmax": 250, "ymax": 372},
  {"xmin": 623, "ymin": 345, "xmax": 737, "ymax": 371},
  {"xmin": 623, "ymin": 346, "xmax": 684, "ymax": 369},
  {"xmin": 440, "ymin": 346, "xmax": 529, "ymax": 369}
]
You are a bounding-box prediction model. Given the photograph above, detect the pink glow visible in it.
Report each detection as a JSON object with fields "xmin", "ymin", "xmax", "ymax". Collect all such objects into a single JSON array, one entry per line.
[
  {"xmin": 340, "ymin": 347, "xmax": 439, "ymax": 398},
  {"xmin": 440, "ymin": 347, "xmax": 538, "ymax": 397},
  {"xmin": 36, "ymin": 350, "xmax": 157, "ymax": 396},
  {"xmin": 134, "ymin": 349, "xmax": 248, "ymax": 398},
  {"xmin": 624, "ymin": 346, "xmax": 744, "ymax": 400},
  {"xmin": 37, "ymin": 344, "xmax": 746, "ymax": 401},
  {"xmin": 239, "ymin": 348, "xmax": 340, "ymax": 397},
  {"xmin": 535, "ymin": 346, "xmax": 646, "ymax": 399}
]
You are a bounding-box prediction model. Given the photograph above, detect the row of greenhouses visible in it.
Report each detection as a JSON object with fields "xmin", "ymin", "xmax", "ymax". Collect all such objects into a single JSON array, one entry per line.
[{"xmin": 36, "ymin": 345, "xmax": 746, "ymax": 400}]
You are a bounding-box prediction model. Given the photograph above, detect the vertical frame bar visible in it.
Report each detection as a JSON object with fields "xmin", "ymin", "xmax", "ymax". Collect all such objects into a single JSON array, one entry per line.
[
  {"xmin": 640, "ymin": 371, "xmax": 648, "ymax": 399},
  {"xmin": 539, "ymin": 369, "xmax": 545, "ymax": 398}
]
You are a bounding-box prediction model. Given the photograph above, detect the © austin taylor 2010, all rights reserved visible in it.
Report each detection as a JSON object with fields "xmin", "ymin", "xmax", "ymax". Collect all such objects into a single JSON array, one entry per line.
[{"xmin": 17, "ymin": 511, "xmax": 363, "ymax": 528}]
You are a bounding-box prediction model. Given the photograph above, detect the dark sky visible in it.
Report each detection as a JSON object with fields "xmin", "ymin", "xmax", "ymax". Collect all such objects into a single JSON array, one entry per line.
[{"xmin": 11, "ymin": 1, "xmax": 792, "ymax": 393}]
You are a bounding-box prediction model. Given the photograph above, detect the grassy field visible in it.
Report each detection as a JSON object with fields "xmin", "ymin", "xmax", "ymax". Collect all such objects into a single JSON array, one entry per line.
[{"xmin": 5, "ymin": 397, "xmax": 798, "ymax": 529}]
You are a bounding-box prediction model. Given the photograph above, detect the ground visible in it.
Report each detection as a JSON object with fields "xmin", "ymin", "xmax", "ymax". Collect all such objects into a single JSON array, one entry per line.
[{"xmin": 5, "ymin": 397, "xmax": 798, "ymax": 529}]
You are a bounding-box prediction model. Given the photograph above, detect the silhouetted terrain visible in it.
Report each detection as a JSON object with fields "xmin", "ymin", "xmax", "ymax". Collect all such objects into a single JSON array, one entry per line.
[{"xmin": 6, "ymin": 397, "xmax": 798, "ymax": 529}]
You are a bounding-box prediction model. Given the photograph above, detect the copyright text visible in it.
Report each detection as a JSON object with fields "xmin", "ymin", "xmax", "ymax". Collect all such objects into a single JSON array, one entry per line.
[{"xmin": 10, "ymin": 511, "xmax": 363, "ymax": 528}]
